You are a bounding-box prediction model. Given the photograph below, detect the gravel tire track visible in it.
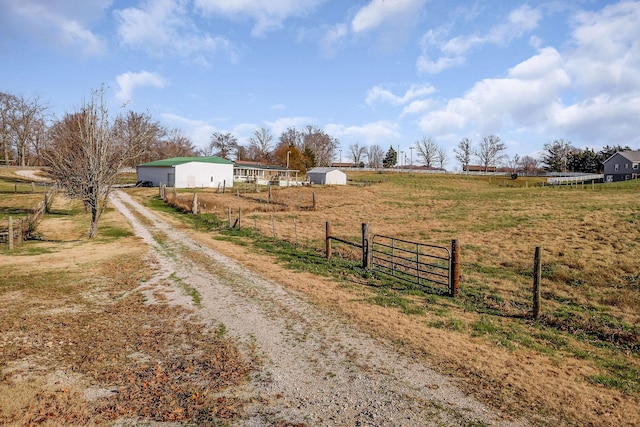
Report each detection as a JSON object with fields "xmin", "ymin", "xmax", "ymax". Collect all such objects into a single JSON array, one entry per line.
[{"xmin": 110, "ymin": 190, "xmax": 528, "ymax": 427}]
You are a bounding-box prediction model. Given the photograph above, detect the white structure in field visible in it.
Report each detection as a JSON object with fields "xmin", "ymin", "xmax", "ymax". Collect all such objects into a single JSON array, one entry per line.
[
  {"xmin": 136, "ymin": 157, "xmax": 234, "ymax": 188},
  {"xmin": 306, "ymin": 167, "xmax": 347, "ymax": 185}
]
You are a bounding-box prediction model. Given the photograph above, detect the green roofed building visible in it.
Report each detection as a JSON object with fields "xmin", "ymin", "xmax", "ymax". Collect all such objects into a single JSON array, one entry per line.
[{"xmin": 136, "ymin": 156, "xmax": 234, "ymax": 188}]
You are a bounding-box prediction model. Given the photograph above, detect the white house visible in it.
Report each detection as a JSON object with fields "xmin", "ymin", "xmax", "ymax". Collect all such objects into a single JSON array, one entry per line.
[
  {"xmin": 137, "ymin": 157, "xmax": 234, "ymax": 188},
  {"xmin": 306, "ymin": 167, "xmax": 347, "ymax": 185}
]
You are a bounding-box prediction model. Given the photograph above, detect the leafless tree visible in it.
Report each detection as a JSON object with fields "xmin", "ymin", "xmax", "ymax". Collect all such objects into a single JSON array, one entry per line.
[
  {"xmin": 278, "ymin": 127, "xmax": 303, "ymax": 148},
  {"xmin": 349, "ymin": 142, "xmax": 367, "ymax": 166},
  {"xmin": 301, "ymin": 125, "xmax": 338, "ymax": 167},
  {"xmin": 475, "ymin": 135, "xmax": 506, "ymax": 172},
  {"xmin": 44, "ymin": 87, "xmax": 132, "ymax": 238},
  {"xmin": 207, "ymin": 131, "xmax": 238, "ymax": 160},
  {"xmin": 112, "ymin": 111, "xmax": 166, "ymax": 166},
  {"xmin": 454, "ymin": 137, "xmax": 472, "ymax": 171},
  {"xmin": 0, "ymin": 92, "xmax": 18, "ymax": 165},
  {"xmin": 247, "ymin": 127, "xmax": 273, "ymax": 163},
  {"xmin": 30, "ymin": 116, "xmax": 49, "ymax": 166},
  {"xmin": 2, "ymin": 93, "xmax": 47, "ymax": 166},
  {"xmin": 367, "ymin": 144, "xmax": 384, "ymax": 169},
  {"xmin": 504, "ymin": 154, "xmax": 521, "ymax": 173},
  {"xmin": 158, "ymin": 128, "xmax": 197, "ymax": 159},
  {"xmin": 436, "ymin": 145, "xmax": 448, "ymax": 169},
  {"xmin": 415, "ymin": 136, "xmax": 439, "ymax": 168},
  {"xmin": 521, "ymin": 155, "xmax": 540, "ymax": 175}
]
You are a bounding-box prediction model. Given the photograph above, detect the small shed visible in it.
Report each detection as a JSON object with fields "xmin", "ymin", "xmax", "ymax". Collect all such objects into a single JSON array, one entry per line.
[
  {"xmin": 137, "ymin": 156, "xmax": 234, "ymax": 188},
  {"xmin": 306, "ymin": 167, "xmax": 347, "ymax": 185}
]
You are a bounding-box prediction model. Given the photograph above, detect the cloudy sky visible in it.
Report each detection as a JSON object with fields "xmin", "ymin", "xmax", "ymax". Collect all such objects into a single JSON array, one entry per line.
[{"xmin": 1, "ymin": 0, "xmax": 639, "ymax": 166}]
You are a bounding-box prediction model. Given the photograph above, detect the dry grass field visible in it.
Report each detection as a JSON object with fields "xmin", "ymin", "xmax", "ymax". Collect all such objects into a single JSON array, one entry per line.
[
  {"xmin": 0, "ymin": 184, "xmax": 251, "ymax": 425},
  {"xmin": 2, "ymin": 166, "xmax": 638, "ymax": 425},
  {"xmin": 148, "ymin": 171, "xmax": 639, "ymax": 426}
]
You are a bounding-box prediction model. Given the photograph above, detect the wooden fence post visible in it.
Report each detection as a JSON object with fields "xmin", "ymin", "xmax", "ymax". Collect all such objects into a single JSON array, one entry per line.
[
  {"xmin": 271, "ymin": 215, "xmax": 276, "ymax": 240},
  {"xmin": 238, "ymin": 207, "xmax": 242, "ymax": 229},
  {"xmin": 268, "ymin": 185, "xmax": 272, "ymax": 204},
  {"xmin": 227, "ymin": 207, "xmax": 232, "ymax": 228},
  {"xmin": 16, "ymin": 220, "xmax": 23, "ymax": 245},
  {"xmin": 533, "ymin": 246, "xmax": 542, "ymax": 319},
  {"xmin": 362, "ymin": 223, "xmax": 370, "ymax": 269},
  {"xmin": 325, "ymin": 221, "xmax": 332, "ymax": 259},
  {"xmin": 192, "ymin": 193, "xmax": 198, "ymax": 214},
  {"xmin": 8, "ymin": 217, "xmax": 14, "ymax": 251},
  {"xmin": 449, "ymin": 239, "xmax": 460, "ymax": 297},
  {"xmin": 312, "ymin": 192, "xmax": 316, "ymax": 210}
]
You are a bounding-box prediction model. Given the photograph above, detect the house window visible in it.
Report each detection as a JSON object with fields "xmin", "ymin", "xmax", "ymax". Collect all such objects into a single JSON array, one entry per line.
[
  {"xmin": 615, "ymin": 164, "xmax": 619, "ymax": 171},
  {"xmin": 625, "ymin": 163, "xmax": 629, "ymax": 169}
]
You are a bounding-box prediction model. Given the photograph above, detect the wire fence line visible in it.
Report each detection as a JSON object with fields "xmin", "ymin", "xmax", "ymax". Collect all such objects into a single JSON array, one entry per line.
[{"xmin": 1, "ymin": 188, "xmax": 56, "ymax": 249}]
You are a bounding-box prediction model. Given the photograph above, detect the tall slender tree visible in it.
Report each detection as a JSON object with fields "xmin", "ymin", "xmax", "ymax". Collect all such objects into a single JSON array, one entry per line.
[
  {"xmin": 45, "ymin": 87, "xmax": 132, "ymax": 238},
  {"xmin": 367, "ymin": 144, "xmax": 384, "ymax": 169},
  {"xmin": 349, "ymin": 142, "xmax": 367, "ymax": 166},
  {"xmin": 415, "ymin": 136, "xmax": 439, "ymax": 168},
  {"xmin": 247, "ymin": 127, "xmax": 273, "ymax": 163},
  {"xmin": 475, "ymin": 135, "xmax": 506, "ymax": 172},
  {"xmin": 455, "ymin": 137, "xmax": 472, "ymax": 171}
]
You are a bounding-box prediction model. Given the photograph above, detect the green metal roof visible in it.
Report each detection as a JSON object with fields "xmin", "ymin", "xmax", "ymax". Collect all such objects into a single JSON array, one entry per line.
[{"xmin": 138, "ymin": 156, "xmax": 234, "ymax": 167}]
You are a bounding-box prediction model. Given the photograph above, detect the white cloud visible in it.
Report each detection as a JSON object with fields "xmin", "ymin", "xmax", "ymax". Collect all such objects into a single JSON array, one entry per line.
[
  {"xmin": 366, "ymin": 84, "xmax": 435, "ymax": 106},
  {"xmin": 162, "ymin": 113, "xmax": 217, "ymax": 150},
  {"xmin": 551, "ymin": 1, "xmax": 640, "ymax": 144},
  {"xmin": 401, "ymin": 99, "xmax": 435, "ymax": 117},
  {"xmin": 0, "ymin": 0, "xmax": 108, "ymax": 56},
  {"xmin": 325, "ymin": 121, "xmax": 401, "ymax": 146},
  {"xmin": 115, "ymin": 0, "xmax": 234, "ymax": 65},
  {"xmin": 320, "ymin": 23, "xmax": 348, "ymax": 57},
  {"xmin": 418, "ymin": 47, "xmax": 571, "ymax": 137},
  {"xmin": 269, "ymin": 104, "xmax": 286, "ymax": 111},
  {"xmin": 116, "ymin": 71, "xmax": 167, "ymax": 104},
  {"xmin": 194, "ymin": 0, "xmax": 325, "ymax": 37},
  {"xmin": 351, "ymin": 0, "xmax": 427, "ymax": 34},
  {"xmin": 264, "ymin": 116, "xmax": 315, "ymax": 138},
  {"xmin": 417, "ymin": 4, "xmax": 542, "ymax": 74}
]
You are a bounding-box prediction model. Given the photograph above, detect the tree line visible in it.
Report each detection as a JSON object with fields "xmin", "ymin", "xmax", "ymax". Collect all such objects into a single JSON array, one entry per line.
[
  {"xmin": 346, "ymin": 136, "xmax": 632, "ymax": 174},
  {"xmin": 0, "ymin": 91, "xmax": 197, "ymax": 168}
]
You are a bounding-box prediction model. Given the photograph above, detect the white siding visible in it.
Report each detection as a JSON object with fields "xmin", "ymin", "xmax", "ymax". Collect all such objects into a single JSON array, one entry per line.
[
  {"xmin": 137, "ymin": 162, "xmax": 234, "ymax": 188},
  {"xmin": 174, "ymin": 162, "xmax": 234, "ymax": 188}
]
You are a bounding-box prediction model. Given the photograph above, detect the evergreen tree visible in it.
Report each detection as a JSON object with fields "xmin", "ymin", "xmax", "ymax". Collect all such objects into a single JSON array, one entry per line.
[{"xmin": 382, "ymin": 146, "xmax": 397, "ymax": 168}]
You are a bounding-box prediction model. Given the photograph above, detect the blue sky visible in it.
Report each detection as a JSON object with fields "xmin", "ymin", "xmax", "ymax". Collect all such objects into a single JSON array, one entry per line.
[{"xmin": 1, "ymin": 0, "xmax": 639, "ymax": 167}]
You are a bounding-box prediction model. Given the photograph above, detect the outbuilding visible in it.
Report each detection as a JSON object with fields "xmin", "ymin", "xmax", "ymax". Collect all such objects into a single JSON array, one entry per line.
[
  {"xmin": 136, "ymin": 156, "xmax": 234, "ymax": 188},
  {"xmin": 306, "ymin": 167, "xmax": 347, "ymax": 185}
]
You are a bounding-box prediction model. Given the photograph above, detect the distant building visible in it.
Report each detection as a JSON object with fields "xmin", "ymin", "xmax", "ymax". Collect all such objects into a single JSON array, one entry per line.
[
  {"xmin": 137, "ymin": 156, "xmax": 234, "ymax": 188},
  {"xmin": 233, "ymin": 161, "xmax": 299, "ymax": 186},
  {"xmin": 306, "ymin": 167, "xmax": 347, "ymax": 185},
  {"xmin": 463, "ymin": 165, "xmax": 497, "ymax": 173},
  {"xmin": 603, "ymin": 151, "xmax": 640, "ymax": 182}
]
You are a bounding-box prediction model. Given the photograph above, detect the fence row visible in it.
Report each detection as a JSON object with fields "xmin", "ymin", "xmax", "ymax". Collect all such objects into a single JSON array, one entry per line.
[
  {"xmin": 1, "ymin": 189, "xmax": 55, "ymax": 250},
  {"xmin": 159, "ymin": 192, "xmax": 545, "ymax": 317}
]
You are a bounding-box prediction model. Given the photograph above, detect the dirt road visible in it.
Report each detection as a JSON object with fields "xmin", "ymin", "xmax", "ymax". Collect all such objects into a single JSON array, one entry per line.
[{"xmin": 110, "ymin": 190, "xmax": 527, "ymax": 426}]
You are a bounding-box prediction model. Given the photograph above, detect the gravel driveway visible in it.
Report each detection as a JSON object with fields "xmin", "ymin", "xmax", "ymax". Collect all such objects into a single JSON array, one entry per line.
[{"xmin": 110, "ymin": 190, "xmax": 528, "ymax": 427}]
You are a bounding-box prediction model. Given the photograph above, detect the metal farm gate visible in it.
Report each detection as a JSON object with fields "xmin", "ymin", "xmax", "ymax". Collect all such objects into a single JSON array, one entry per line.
[{"xmin": 371, "ymin": 235, "xmax": 459, "ymax": 296}]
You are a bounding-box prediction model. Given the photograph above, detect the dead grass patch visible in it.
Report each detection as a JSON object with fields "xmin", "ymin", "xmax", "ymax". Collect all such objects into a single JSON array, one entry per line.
[{"xmin": 0, "ymin": 196, "xmax": 251, "ymax": 426}]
